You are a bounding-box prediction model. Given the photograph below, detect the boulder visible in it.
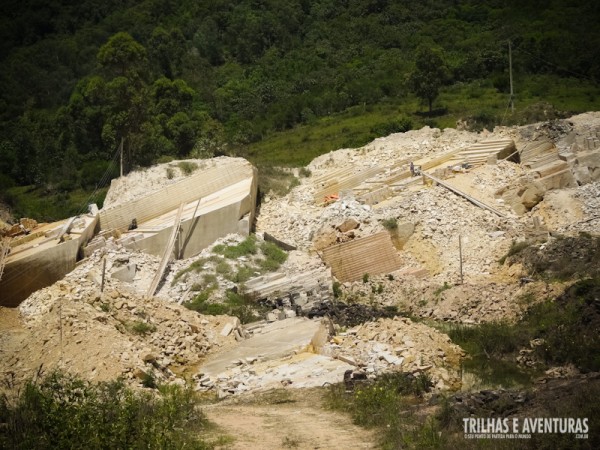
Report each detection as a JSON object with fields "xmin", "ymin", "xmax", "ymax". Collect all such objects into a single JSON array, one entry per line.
[
  {"xmin": 336, "ymin": 218, "xmax": 360, "ymax": 233},
  {"xmin": 520, "ymin": 182, "xmax": 546, "ymax": 209}
]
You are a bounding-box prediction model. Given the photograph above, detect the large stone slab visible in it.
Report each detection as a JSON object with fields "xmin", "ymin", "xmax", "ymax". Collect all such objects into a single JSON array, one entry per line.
[{"xmin": 321, "ymin": 232, "xmax": 402, "ymax": 282}]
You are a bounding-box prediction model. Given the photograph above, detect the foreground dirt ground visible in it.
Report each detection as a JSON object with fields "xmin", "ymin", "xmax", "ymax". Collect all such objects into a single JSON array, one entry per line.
[{"xmin": 203, "ymin": 389, "xmax": 376, "ymax": 449}]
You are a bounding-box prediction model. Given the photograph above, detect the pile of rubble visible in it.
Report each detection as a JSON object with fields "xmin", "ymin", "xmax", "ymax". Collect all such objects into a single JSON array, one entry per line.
[
  {"xmin": 2, "ymin": 252, "xmax": 237, "ymax": 389},
  {"xmin": 325, "ymin": 316, "xmax": 464, "ymax": 390},
  {"xmin": 191, "ymin": 315, "xmax": 464, "ymax": 397},
  {"xmin": 559, "ymin": 182, "xmax": 600, "ymax": 234}
]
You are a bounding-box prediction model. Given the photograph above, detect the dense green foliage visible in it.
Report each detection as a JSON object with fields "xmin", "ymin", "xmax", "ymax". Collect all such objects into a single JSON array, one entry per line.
[
  {"xmin": 0, "ymin": 371, "xmax": 211, "ymax": 449},
  {"xmin": 1, "ymin": 1, "xmax": 600, "ymax": 219}
]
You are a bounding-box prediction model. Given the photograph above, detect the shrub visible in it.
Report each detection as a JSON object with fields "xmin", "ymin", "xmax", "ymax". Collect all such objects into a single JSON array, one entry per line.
[
  {"xmin": 141, "ymin": 372, "xmax": 157, "ymax": 389},
  {"xmin": 177, "ymin": 161, "xmax": 198, "ymax": 176},
  {"xmin": 498, "ymin": 240, "xmax": 530, "ymax": 265},
  {"xmin": 381, "ymin": 217, "xmax": 398, "ymax": 231},
  {"xmin": 258, "ymin": 241, "xmax": 288, "ymax": 272},
  {"xmin": 0, "ymin": 372, "xmax": 211, "ymax": 449},
  {"xmin": 332, "ymin": 281, "xmax": 342, "ymax": 298},
  {"xmin": 155, "ymin": 155, "xmax": 174, "ymax": 164},
  {"xmin": 325, "ymin": 372, "xmax": 432, "ymax": 447},
  {"xmin": 299, "ymin": 167, "xmax": 312, "ymax": 178},
  {"xmin": 184, "ymin": 289, "xmax": 214, "ymax": 312},
  {"xmin": 215, "ymin": 260, "xmax": 232, "ymax": 276},
  {"xmin": 184, "ymin": 290, "xmax": 261, "ymax": 324},
  {"xmin": 166, "ymin": 167, "xmax": 175, "ymax": 179},
  {"xmin": 229, "ymin": 265, "xmax": 256, "ymax": 283},
  {"xmin": 129, "ymin": 321, "xmax": 156, "ymax": 335}
]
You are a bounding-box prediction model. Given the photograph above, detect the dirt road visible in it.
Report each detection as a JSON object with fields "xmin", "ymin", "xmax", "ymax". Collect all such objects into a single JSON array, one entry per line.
[{"xmin": 203, "ymin": 389, "xmax": 376, "ymax": 449}]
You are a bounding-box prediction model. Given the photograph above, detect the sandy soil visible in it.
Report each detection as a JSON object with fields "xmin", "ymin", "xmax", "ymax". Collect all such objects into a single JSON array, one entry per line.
[{"xmin": 204, "ymin": 389, "xmax": 376, "ymax": 450}]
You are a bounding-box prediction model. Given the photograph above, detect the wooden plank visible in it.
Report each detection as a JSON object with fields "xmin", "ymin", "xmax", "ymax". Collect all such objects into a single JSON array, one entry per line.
[{"xmin": 147, "ymin": 202, "xmax": 185, "ymax": 297}]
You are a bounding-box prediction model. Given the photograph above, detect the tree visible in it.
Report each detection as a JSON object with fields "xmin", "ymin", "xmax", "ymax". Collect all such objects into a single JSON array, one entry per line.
[
  {"xmin": 410, "ymin": 45, "xmax": 449, "ymax": 113},
  {"xmin": 97, "ymin": 32, "xmax": 147, "ymax": 78}
]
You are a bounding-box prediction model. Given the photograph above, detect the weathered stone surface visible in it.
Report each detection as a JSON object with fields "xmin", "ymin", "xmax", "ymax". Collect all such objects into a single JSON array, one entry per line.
[
  {"xmin": 521, "ymin": 183, "xmax": 546, "ymax": 209},
  {"xmin": 336, "ymin": 218, "xmax": 360, "ymax": 233}
]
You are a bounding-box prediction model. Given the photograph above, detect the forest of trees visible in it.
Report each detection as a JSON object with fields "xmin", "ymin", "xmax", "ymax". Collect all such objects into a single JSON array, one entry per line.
[{"xmin": 1, "ymin": 0, "xmax": 599, "ymax": 217}]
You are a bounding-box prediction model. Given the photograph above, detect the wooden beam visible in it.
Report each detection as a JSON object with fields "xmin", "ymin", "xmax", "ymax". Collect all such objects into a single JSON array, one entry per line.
[
  {"xmin": 147, "ymin": 203, "xmax": 185, "ymax": 297},
  {"xmin": 422, "ymin": 173, "xmax": 507, "ymax": 218}
]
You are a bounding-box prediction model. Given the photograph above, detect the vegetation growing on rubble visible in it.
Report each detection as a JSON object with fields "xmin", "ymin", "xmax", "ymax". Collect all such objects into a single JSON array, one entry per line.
[
  {"xmin": 447, "ymin": 277, "xmax": 600, "ymax": 389},
  {"xmin": 174, "ymin": 235, "xmax": 287, "ymax": 321},
  {"xmin": 0, "ymin": 371, "xmax": 212, "ymax": 449},
  {"xmin": 498, "ymin": 239, "xmax": 531, "ymax": 265},
  {"xmin": 184, "ymin": 291, "xmax": 262, "ymax": 324},
  {"xmin": 177, "ymin": 161, "xmax": 198, "ymax": 176},
  {"xmin": 325, "ymin": 372, "xmax": 433, "ymax": 449}
]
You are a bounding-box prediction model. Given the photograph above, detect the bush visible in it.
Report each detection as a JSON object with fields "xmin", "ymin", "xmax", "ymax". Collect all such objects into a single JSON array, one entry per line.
[
  {"xmin": 498, "ymin": 240, "xmax": 530, "ymax": 265},
  {"xmin": 155, "ymin": 155, "xmax": 175, "ymax": 164},
  {"xmin": 381, "ymin": 217, "xmax": 398, "ymax": 231},
  {"xmin": 177, "ymin": 161, "xmax": 198, "ymax": 176},
  {"xmin": 448, "ymin": 321, "xmax": 527, "ymax": 357},
  {"xmin": 184, "ymin": 290, "xmax": 261, "ymax": 324},
  {"xmin": 433, "ymin": 281, "xmax": 451, "ymax": 296},
  {"xmin": 128, "ymin": 321, "xmax": 156, "ymax": 335},
  {"xmin": 0, "ymin": 372, "xmax": 211, "ymax": 450},
  {"xmin": 332, "ymin": 281, "xmax": 342, "ymax": 298},
  {"xmin": 299, "ymin": 167, "xmax": 312, "ymax": 178}
]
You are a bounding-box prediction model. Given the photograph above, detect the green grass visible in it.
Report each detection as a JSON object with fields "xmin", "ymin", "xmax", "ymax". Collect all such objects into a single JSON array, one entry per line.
[
  {"xmin": 213, "ymin": 236, "xmax": 257, "ymax": 259},
  {"xmin": 7, "ymin": 75, "xmax": 600, "ymax": 223},
  {"xmin": 4, "ymin": 185, "xmax": 107, "ymax": 222},
  {"xmin": 446, "ymin": 278, "xmax": 600, "ymax": 387},
  {"xmin": 433, "ymin": 281, "xmax": 451, "ymax": 297},
  {"xmin": 240, "ymin": 76, "xmax": 600, "ymax": 169},
  {"xmin": 324, "ymin": 372, "xmax": 432, "ymax": 448},
  {"xmin": 172, "ymin": 258, "xmax": 208, "ymax": 285},
  {"xmin": 258, "ymin": 241, "xmax": 288, "ymax": 272}
]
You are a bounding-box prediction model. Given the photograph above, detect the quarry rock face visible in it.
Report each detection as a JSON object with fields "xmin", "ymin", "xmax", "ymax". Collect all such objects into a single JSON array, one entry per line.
[{"xmin": 2, "ymin": 113, "xmax": 600, "ymax": 395}]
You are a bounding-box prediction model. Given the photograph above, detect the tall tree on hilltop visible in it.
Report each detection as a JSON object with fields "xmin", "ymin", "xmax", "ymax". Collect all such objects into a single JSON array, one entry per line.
[{"xmin": 410, "ymin": 45, "xmax": 450, "ymax": 113}]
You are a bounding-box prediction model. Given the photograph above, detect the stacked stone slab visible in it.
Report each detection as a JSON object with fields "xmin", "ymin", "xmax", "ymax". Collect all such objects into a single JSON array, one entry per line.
[
  {"xmin": 455, "ymin": 138, "xmax": 516, "ymax": 165},
  {"xmin": 0, "ymin": 213, "xmax": 98, "ymax": 307},
  {"xmin": 322, "ymin": 232, "xmax": 403, "ymax": 282},
  {"xmin": 242, "ymin": 267, "xmax": 333, "ymax": 313},
  {"xmin": 313, "ymin": 165, "xmax": 384, "ymax": 204},
  {"xmin": 99, "ymin": 160, "xmax": 255, "ymax": 231}
]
